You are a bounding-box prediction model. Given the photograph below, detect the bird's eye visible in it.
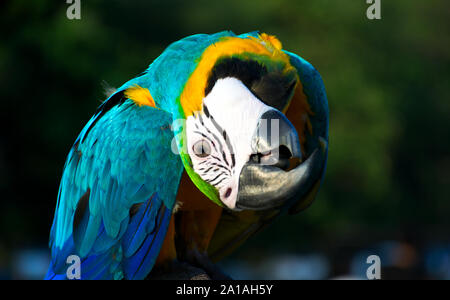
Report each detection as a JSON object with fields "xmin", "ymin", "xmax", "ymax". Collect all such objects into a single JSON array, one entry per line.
[{"xmin": 192, "ymin": 140, "xmax": 211, "ymax": 158}]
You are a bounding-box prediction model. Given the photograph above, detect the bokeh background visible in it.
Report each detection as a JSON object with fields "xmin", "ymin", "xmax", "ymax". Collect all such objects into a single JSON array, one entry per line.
[{"xmin": 1, "ymin": 0, "xmax": 449, "ymax": 279}]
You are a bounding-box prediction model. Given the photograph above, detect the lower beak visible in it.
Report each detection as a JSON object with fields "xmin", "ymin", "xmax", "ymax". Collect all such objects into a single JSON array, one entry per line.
[{"xmin": 235, "ymin": 110, "xmax": 327, "ymax": 211}]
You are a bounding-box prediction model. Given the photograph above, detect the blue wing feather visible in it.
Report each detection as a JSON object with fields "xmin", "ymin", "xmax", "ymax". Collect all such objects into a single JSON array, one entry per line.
[
  {"xmin": 122, "ymin": 202, "xmax": 173, "ymax": 280},
  {"xmin": 121, "ymin": 193, "xmax": 158, "ymax": 257},
  {"xmin": 46, "ymin": 91, "xmax": 184, "ymax": 280}
]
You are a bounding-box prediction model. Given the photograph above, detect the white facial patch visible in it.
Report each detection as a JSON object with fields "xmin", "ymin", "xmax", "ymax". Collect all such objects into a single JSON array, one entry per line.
[{"xmin": 185, "ymin": 77, "xmax": 272, "ymax": 210}]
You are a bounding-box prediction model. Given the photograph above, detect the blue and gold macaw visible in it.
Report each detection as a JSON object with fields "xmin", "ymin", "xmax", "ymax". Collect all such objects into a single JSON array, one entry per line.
[{"xmin": 45, "ymin": 31, "xmax": 329, "ymax": 280}]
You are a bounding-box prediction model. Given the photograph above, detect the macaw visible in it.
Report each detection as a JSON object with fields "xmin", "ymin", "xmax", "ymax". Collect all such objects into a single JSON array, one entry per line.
[{"xmin": 45, "ymin": 31, "xmax": 329, "ymax": 280}]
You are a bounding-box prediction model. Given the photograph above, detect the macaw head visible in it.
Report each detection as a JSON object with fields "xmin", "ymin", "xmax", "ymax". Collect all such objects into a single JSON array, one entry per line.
[{"xmin": 172, "ymin": 33, "xmax": 328, "ymax": 212}]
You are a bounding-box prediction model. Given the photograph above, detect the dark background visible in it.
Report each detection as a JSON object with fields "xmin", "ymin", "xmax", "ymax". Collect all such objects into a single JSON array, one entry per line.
[{"xmin": 0, "ymin": 0, "xmax": 449, "ymax": 279}]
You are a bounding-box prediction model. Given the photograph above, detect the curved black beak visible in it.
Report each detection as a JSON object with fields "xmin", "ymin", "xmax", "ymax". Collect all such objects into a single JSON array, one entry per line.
[{"xmin": 235, "ymin": 110, "xmax": 327, "ymax": 211}]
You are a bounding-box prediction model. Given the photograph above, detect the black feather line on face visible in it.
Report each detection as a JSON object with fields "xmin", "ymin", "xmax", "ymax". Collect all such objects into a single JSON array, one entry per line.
[
  {"xmin": 205, "ymin": 171, "xmax": 227, "ymax": 185},
  {"xmin": 209, "ymin": 175, "xmax": 227, "ymax": 187},
  {"xmin": 198, "ymin": 157, "xmax": 229, "ymax": 183},
  {"xmin": 199, "ymin": 161, "xmax": 230, "ymax": 174},
  {"xmin": 193, "ymin": 103, "xmax": 239, "ymax": 185},
  {"xmin": 210, "ymin": 154, "xmax": 225, "ymax": 164},
  {"xmin": 197, "ymin": 108, "xmax": 230, "ymax": 167},
  {"xmin": 205, "ymin": 56, "xmax": 297, "ymax": 111},
  {"xmin": 203, "ymin": 166, "xmax": 214, "ymax": 174},
  {"xmin": 221, "ymin": 129, "xmax": 235, "ymax": 168},
  {"xmin": 210, "ymin": 162, "xmax": 232, "ymax": 174},
  {"xmin": 205, "ymin": 57, "xmax": 267, "ymax": 96},
  {"xmin": 198, "ymin": 160, "xmax": 231, "ymax": 174},
  {"xmin": 203, "ymin": 105, "xmax": 234, "ymax": 168},
  {"xmin": 203, "ymin": 104, "xmax": 211, "ymax": 118}
]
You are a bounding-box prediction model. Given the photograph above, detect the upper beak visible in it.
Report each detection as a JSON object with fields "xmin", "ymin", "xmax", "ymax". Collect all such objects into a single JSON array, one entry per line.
[{"xmin": 235, "ymin": 110, "xmax": 327, "ymax": 211}]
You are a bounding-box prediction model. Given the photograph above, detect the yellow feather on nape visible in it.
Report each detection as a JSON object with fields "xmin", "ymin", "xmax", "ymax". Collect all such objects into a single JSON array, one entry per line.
[
  {"xmin": 258, "ymin": 33, "xmax": 283, "ymax": 51},
  {"xmin": 124, "ymin": 85, "xmax": 158, "ymax": 108}
]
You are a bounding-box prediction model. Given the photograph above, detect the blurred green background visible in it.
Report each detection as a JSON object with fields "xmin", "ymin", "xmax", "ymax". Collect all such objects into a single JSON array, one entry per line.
[{"xmin": 0, "ymin": 0, "xmax": 449, "ymax": 279}]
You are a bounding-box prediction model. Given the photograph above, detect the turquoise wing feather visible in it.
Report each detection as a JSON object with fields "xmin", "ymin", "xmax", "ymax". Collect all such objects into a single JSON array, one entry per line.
[
  {"xmin": 46, "ymin": 91, "xmax": 183, "ymax": 280},
  {"xmin": 284, "ymin": 50, "xmax": 329, "ymax": 155},
  {"xmin": 283, "ymin": 50, "xmax": 329, "ymax": 213}
]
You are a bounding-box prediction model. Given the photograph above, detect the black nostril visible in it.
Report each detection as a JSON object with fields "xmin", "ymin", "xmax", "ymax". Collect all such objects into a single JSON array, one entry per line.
[
  {"xmin": 278, "ymin": 145, "xmax": 292, "ymax": 160},
  {"xmin": 272, "ymin": 145, "xmax": 292, "ymax": 170},
  {"xmin": 249, "ymin": 153, "xmax": 262, "ymax": 164}
]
